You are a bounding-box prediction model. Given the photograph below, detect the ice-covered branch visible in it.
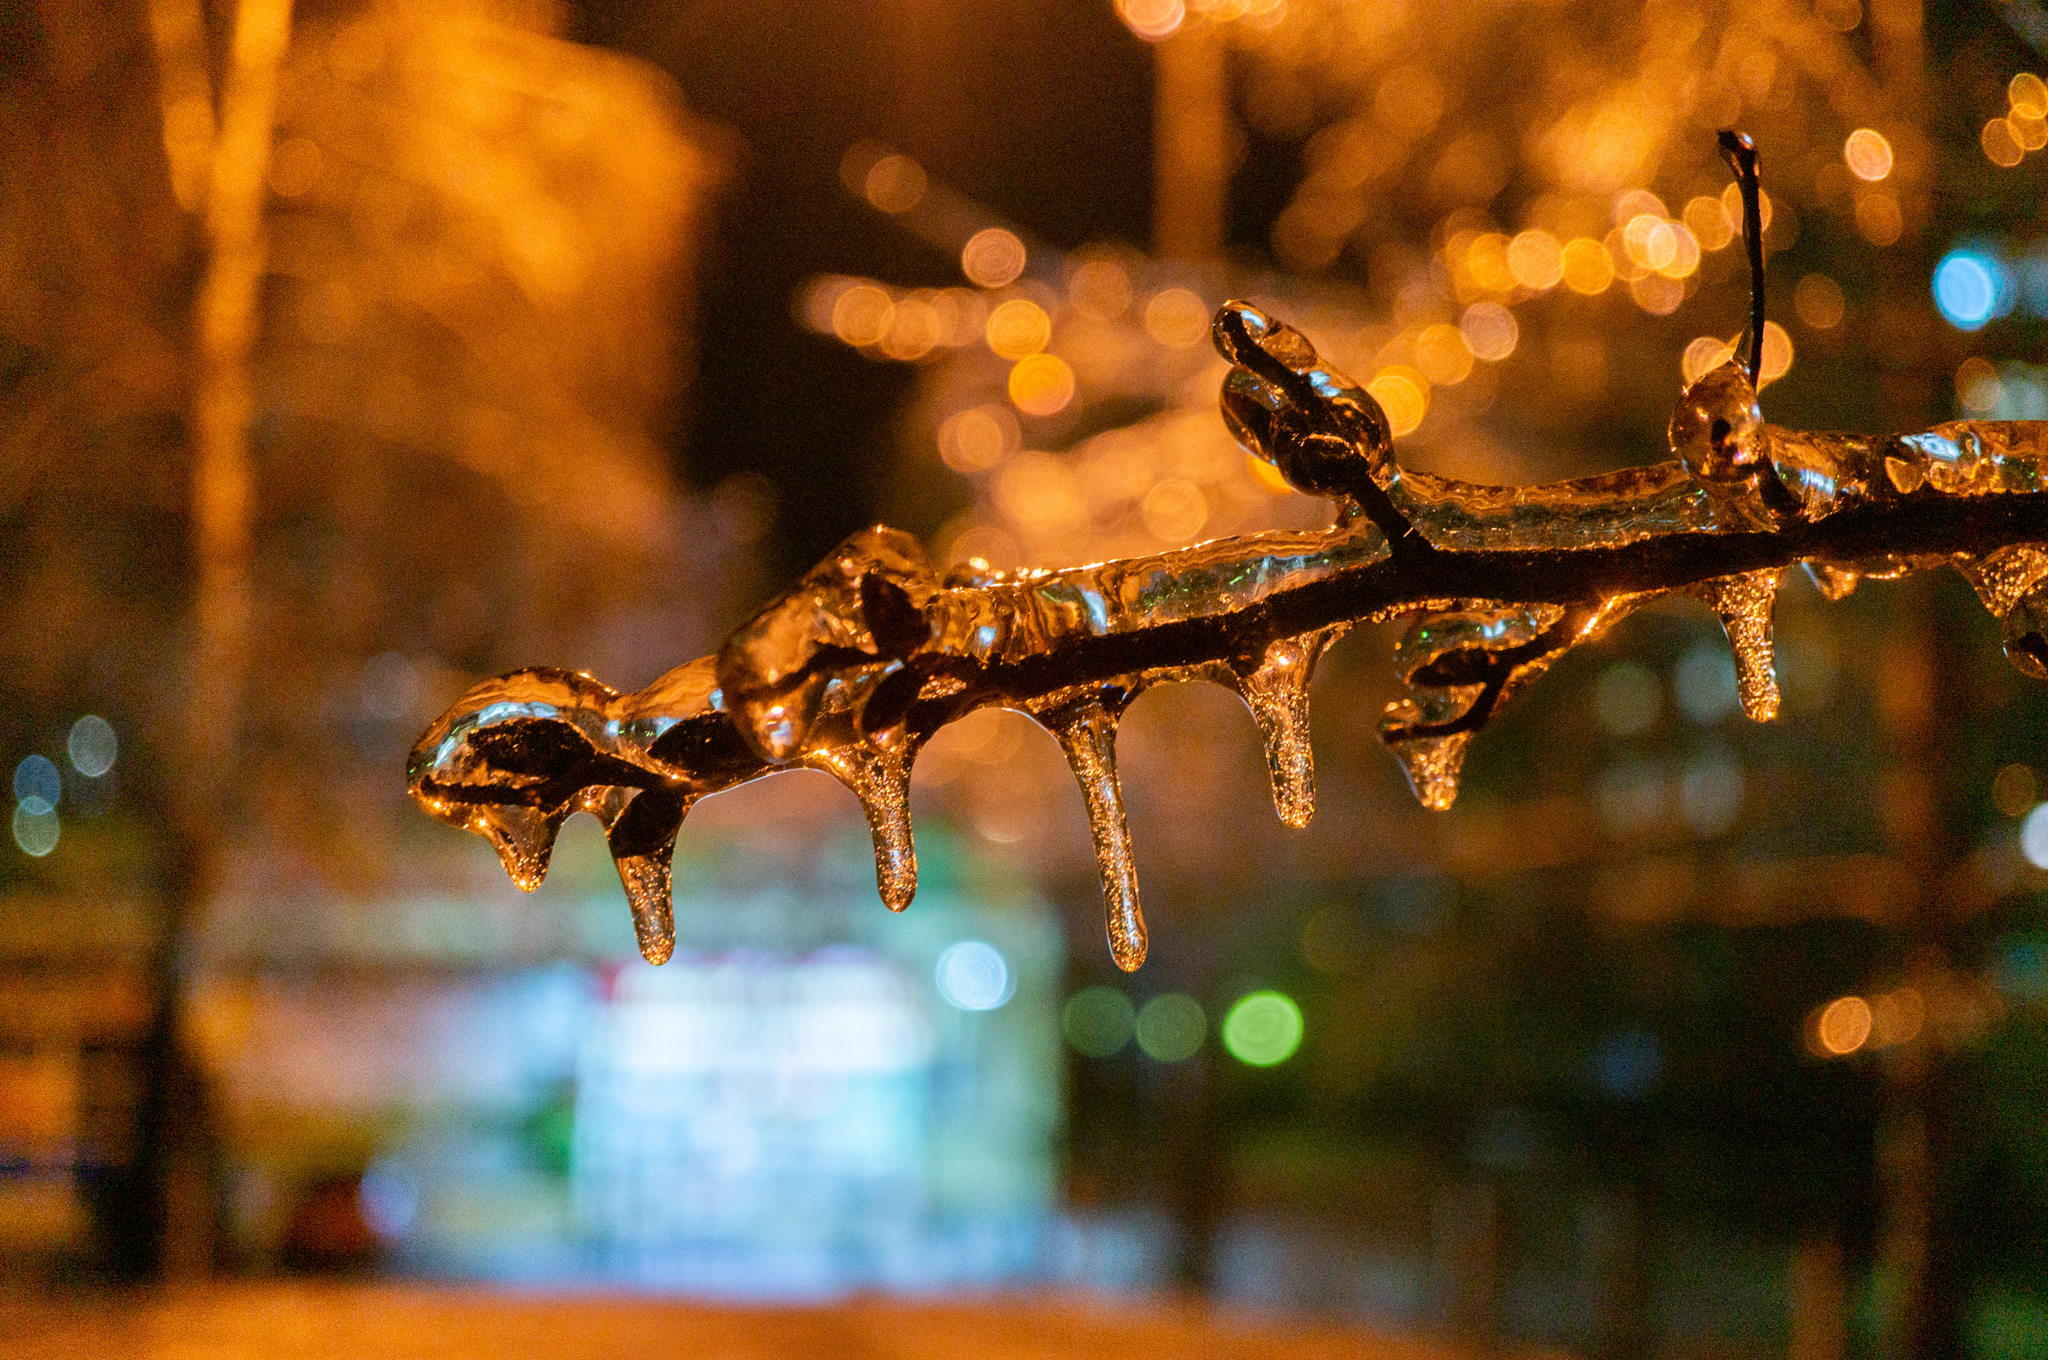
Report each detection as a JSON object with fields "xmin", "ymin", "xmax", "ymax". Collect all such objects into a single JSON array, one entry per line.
[{"xmin": 409, "ymin": 301, "xmax": 2048, "ymax": 972}]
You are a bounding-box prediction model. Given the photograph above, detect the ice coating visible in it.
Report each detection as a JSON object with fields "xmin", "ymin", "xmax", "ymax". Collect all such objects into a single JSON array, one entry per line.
[
  {"xmin": 1216, "ymin": 625, "xmax": 1349, "ymax": 829},
  {"xmin": 1692, "ymin": 571, "xmax": 1782, "ymax": 721},
  {"xmin": 409, "ymin": 294, "xmax": 2048, "ymax": 968},
  {"xmin": 1029, "ymin": 686, "xmax": 1147, "ymax": 972}
]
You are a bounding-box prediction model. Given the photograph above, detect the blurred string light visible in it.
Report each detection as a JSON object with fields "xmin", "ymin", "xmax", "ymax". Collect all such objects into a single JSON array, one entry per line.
[
  {"xmin": 1220, "ymin": 990, "xmax": 1303, "ymax": 1066},
  {"xmin": 2021, "ymin": 802, "xmax": 2048, "ymax": 870},
  {"xmin": 67, "ymin": 716, "xmax": 117, "ymax": 778},
  {"xmin": 1843, "ymin": 128, "xmax": 1893, "ymax": 182},
  {"xmin": 1806, "ymin": 986, "xmax": 1926, "ymax": 1057},
  {"xmin": 935, "ymin": 940, "xmax": 1015, "ymax": 1011},
  {"xmin": 1933, "ymin": 248, "xmax": 2010, "ymax": 330},
  {"xmin": 1063, "ymin": 985, "xmax": 1136, "ymax": 1056},
  {"xmin": 11, "ymin": 754, "xmax": 61, "ymax": 858},
  {"xmin": 1133, "ymin": 993, "xmax": 1205, "ymax": 1061},
  {"xmin": 1991, "ymin": 762, "xmax": 2037, "ymax": 818},
  {"xmin": 1985, "ymin": 73, "xmax": 2048, "ymax": 168}
]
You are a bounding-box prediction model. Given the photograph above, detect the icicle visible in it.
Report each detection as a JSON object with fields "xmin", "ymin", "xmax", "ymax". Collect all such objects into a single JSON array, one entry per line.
[
  {"xmin": 1383, "ymin": 724, "xmax": 1473, "ymax": 812},
  {"xmin": 1803, "ymin": 561, "xmax": 1860, "ymax": 601},
  {"xmin": 805, "ymin": 738, "xmax": 918, "ymax": 911},
  {"xmin": 1034, "ymin": 694, "xmax": 1147, "ymax": 972},
  {"xmin": 1225, "ymin": 625, "xmax": 1347, "ymax": 829},
  {"xmin": 1693, "ymin": 570, "xmax": 1781, "ymax": 721},
  {"xmin": 469, "ymin": 803, "xmax": 564, "ymax": 892},
  {"xmin": 588, "ymin": 786, "xmax": 689, "ymax": 966}
]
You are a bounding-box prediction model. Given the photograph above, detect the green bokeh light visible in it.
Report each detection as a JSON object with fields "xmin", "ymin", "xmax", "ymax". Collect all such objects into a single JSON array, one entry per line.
[
  {"xmin": 1134, "ymin": 993, "xmax": 1205, "ymax": 1062},
  {"xmin": 1221, "ymin": 990, "xmax": 1303, "ymax": 1066},
  {"xmin": 1062, "ymin": 985, "xmax": 1135, "ymax": 1057}
]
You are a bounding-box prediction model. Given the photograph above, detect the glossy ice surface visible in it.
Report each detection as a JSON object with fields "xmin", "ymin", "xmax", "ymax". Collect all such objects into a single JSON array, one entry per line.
[{"xmin": 411, "ymin": 303, "xmax": 2048, "ymax": 969}]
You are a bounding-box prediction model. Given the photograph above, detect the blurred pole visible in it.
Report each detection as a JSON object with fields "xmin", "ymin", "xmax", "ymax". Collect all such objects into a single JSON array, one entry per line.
[
  {"xmin": 1152, "ymin": 20, "xmax": 1228, "ymax": 261},
  {"xmin": 146, "ymin": 0, "xmax": 294, "ymax": 1281}
]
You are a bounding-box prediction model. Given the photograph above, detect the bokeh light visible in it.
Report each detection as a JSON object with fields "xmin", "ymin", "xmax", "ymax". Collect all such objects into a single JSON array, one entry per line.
[
  {"xmin": 2021, "ymin": 802, "xmax": 2048, "ymax": 869},
  {"xmin": 1593, "ymin": 660, "xmax": 1661, "ymax": 737},
  {"xmin": 1506, "ymin": 230, "xmax": 1562, "ymax": 290},
  {"xmin": 1559, "ymin": 237, "xmax": 1615, "ymax": 294},
  {"xmin": 935, "ymin": 941, "xmax": 1014, "ymax": 1011},
  {"xmin": 1814, "ymin": 995, "xmax": 1873, "ymax": 1056},
  {"xmin": 961, "ymin": 228, "xmax": 1027, "ymax": 288},
  {"xmin": 1843, "ymin": 128, "xmax": 1893, "ymax": 181},
  {"xmin": 1221, "ymin": 991, "xmax": 1303, "ymax": 1067},
  {"xmin": 1793, "ymin": 274, "xmax": 1845, "ymax": 330},
  {"xmin": 831, "ymin": 284, "xmax": 894, "ymax": 347},
  {"xmin": 1366, "ymin": 367, "xmax": 1427, "ymax": 436},
  {"xmin": 985, "ymin": 298, "xmax": 1052, "ymax": 359},
  {"xmin": 1008, "ymin": 353, "xmax": 1075, "ymax": 416},
  {"xmin": 1956, "ymin": 357, "xmax": 2002, "ymax": 413},
  {"xmin": 938, "ymin": 406, "xmax": 1017, "ymax": 474},
  {"xmin": 1134, "ymin": 993, "xmax": 1205, "ymax": 1061},
  {"xmin": 1992, "ymin": 762, "xmax": 2037, "ymax": 816},
  {"xmin": 1063, "ymin": 986, "xmax": 1135, "ymax": 1057},
  {"xmin": 1142, "ymin": 288, "xmax": 1209, "ymax": 348},
  {"xmin": 1459, "ymin": 302, "xmax": 1517, "ymax": 361},
  {"xmin": 1758, "ymin": 321, "xmax": 1793, "ymax": 385},
  {"xmin": 1116, "ymin": 0, "xmax": 1185, "ymax": 40},
  {"xmin": 863, "ymin": 153, "xmax": 927, "ymax": 214},
  {"xmin": 1140, "ymin": 477, "xmax": 1209, "ymax": 541},
  {"xmin": 1983, "ymin": 117, "xmax": 2026, "ymax": 168},
  {"xmin": 1681, "ymin": 336, "xmax": 1735, "ymax": 385},
  {"xmin": 67, "ymin": 716, "xmax": 117, "ymax": 778},
  {"xmin": 1068, "ymin": 258, "xmax": 1132, "ymax": 318},
  {"xmin": 1413, "ymin": 323, "xmax": 1473, "ymax": 385},
  {"xmin": 1933, "ymin": 250, "xmax": 2005, "ymax": 330},
  {"xmin": 11, "ymin": 803, "xmax": 57, "ymax": 857},
  {"xmin": 13, "ymin": 754, "xmax": 60, "ymax": 812}
]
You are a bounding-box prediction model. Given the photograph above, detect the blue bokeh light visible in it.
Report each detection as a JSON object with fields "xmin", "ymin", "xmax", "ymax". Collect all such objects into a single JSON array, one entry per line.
[{"xmin": 1933, "ymin": 250, "xmax": 2007, "ymax": 330}]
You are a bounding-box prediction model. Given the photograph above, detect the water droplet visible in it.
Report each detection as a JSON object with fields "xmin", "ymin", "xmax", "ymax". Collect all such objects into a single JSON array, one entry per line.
[
  {"xmin": 805, "ymin": 737, "xmax": 917, "ymax": 910},
  {"xmin": 1221, "ymin": 626, "xmax": 1347, "ymax": 828},
  {"xmin": 1692, "ymin": 570, "xmax": 1781, "ymax": 721},
  {"xmin": 468, "ymin": 802, "xmax": 564, "ymax": 892},
  {"xmin": 1031, "ymin": 691, "xmax": 1146, "ymax": 970}
]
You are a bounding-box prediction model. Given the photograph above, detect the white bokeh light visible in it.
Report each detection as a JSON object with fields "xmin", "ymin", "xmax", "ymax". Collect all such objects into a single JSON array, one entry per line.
[
  {"xmin": 935, "ymin": 941, "xmax": 1013, "ymax": 1011},
  {"xmin": 2022, "ymin": 803, "xmax": 2048, "ymax": 870}
]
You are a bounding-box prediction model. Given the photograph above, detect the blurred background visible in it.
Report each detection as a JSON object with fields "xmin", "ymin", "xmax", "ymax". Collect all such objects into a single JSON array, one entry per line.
[{"xmin": 2, "ymin": 0, "xmax": 2047, "ymax": 1356}]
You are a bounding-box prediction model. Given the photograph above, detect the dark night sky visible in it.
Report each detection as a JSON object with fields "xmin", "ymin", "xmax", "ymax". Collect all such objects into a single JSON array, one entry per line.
[{"xmin": 571, "ymin": 1, "xmax": 1159, "ymax": 578}]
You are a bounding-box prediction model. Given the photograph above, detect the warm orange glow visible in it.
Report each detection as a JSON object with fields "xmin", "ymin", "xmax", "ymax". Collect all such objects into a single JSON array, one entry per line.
[
  {"xmin": 267, "ymin": 136, "xmax": 322, "ymax": 198},
  {"xmin": 1854, "ymin": 190, "xmax": 1902, "ymax": 246},
  {"xmin": 1414, "ymin": 323, "xmax": 1473, "ymax": 385},
  {"xmin": 1143, "ymin": 287, "xmax": 1210, "ymax": 348},
  {"xmin": 961, "ymin": 228, "xmax": 1027, "ymax": 288},
  {"xmin": 1683, "ymin": 195, "xmax": 1733, "ymax": 251},
  {"xmin": 1117, "ymin": 0, "xmax": 1186, "ymax": 40},
  {"xmin": 1245, "ymin": 452, "xmax": 1292, "ymax": 494},
  {"xmin": 1559, "ymin": 237, "xmax": 1615, "ymax": 294},
  {"xmin": 1463, "ymin": 232, "xmax": 1513, "ymax": 293},
  {"xmin": 1008, "ymin": 353, "xmax": 1076, "ymax": 416},
  {"xmin": 1658, "ymin": 223, "xmax": 1700, "ymax": 279},
  {"xmin": 1794, "ymin": 274, "xmax": 1846, "ymax": 329},
  {"xmin": 1956, "ymin": 357, "xmax": 2002, "ymax": 413},
  {"xmin": 1871, "ymin": 988, "xmax": 1924, "ymax": 1047},
  {"xmin": 1628, "ymin": 273, "xmax": 1683, "ymax": 316},
  {"xmin": 996, "ymin": 453, "xmax": 1087, "ymax": 537},
  {"xmin": 938, "ymin": 407, "xmax": 1017, "ymax": 473},
  {"xmin": 1506, "ymin": 230, "xmax": 1562, "ymax": 290},
  {"xmin": 1815, "ymin": 996, "xmax": 1873, "ymax": 1055},
  {"xmin": 1140, "ymin": 478, "xmax": 1209, "ymax": 541},
  {"xmin": 1459, "ymin": 302, "xmax": 1517, "ymax": 361},
  {"xmin": 2011, "ymin": 71, "xmax": 2048, "ymax": 119},
  {"xmin": 831, "ymin": 284, "xmax": 894, "ymax": 347},
  {"xmin": 864, "ymin": 154, "xmax": 927, "ymax": 214},
  {"xmin": 1759, "ymin": 321, "xmax": 1793, "ymax": 384},
  {"xmin": 985, "ymin": 298, "xmax": 1052, "ymax": 359},
  {"xmin": 881, "ymin": 297, "xmax": 941, "ymax": 361},
  {"xmin": 1983, "ymin": 117, "xmax": 2025, "ymax": 168},
  {"xmin": 1367, "ymin": 366, "xmax": 1428, "ymax": 436},
  {"xmin": 1068, "ymin": 259, "xmax": 1133, "ymax": 318},
  {"xmin": 1622, "ymin": 214, "xmax": 1676, "ymax": 271},
  {"xmin": 1843, "ymin": 128, "xmax": 1893, "ymax": 181},
  {"xmin": 1681, "ymin": 336, "xmax": 1734, "ymax": 384}
]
